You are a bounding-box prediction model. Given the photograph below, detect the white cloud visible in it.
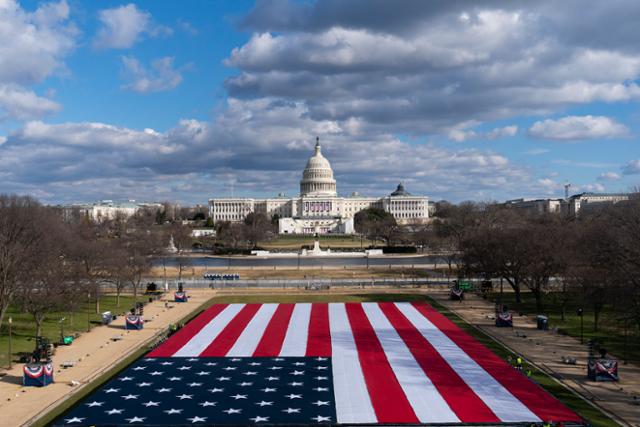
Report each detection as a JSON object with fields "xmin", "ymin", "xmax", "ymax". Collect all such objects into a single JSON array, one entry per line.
[
  {"xmin": 580, "ymin": 183, "xmax": 606, "ymax": 193},
  {"xmin": 93, "ymin": 4, "xmax": 170, "ymax": 49},
  {"xmin": 225, "ymin": 2, "xmax": 640, "ymax": 138},
  {"xmin": 0, "ymin": 85, "xmax": 61, "ymax": 120},
  {"xmin": 597, "ymin": 171, "xmax": 621, "ymax": 181},
  {"xmin": 0, "ymin": 0, "xmax": 76, "ymax": 121},
  {"xmin": 0, "ymin": 99, "xmax": 538, "ymax": 203},
  {"xmin": 120, "ymin": 56, "xmax": 184, "ymax": 93},
  {"xmin": 448, "ymin": 122, "xmax": 517, "ymax": 142},
  {"xmin": 528, "ymin": 115, "xmax": 628, "ymax": 140},
  {"xmin": 623, "ymin": 159, "xmax": 640, "ymax": 175}
]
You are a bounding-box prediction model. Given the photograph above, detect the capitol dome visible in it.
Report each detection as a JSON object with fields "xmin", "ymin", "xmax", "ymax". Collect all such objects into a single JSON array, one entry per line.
[{"xmin": 300, "ymin": 137, "xmax": 337, "ymax": 197}]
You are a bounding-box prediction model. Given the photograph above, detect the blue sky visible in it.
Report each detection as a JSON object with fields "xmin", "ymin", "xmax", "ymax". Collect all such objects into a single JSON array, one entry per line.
[{"xmin": 1, "ymin": 0, "xmax": 639, "ymax": 204}]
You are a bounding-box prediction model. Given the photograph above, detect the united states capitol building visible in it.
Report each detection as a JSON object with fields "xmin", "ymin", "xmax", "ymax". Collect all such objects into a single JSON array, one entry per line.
[{"xmin": 209, "ymin": 138, "xmax": 429, "ymax": 234}]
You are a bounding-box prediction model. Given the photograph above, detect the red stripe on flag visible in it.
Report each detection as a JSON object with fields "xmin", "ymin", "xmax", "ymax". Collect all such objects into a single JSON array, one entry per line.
[
  {"xmin": 346, "ymin": 303, "xmax": 419, "ymax": 423},
  {"xmin": 379, "ymin": 302, "xmax": 499, "ymax": 423},
  {"xmin": 252, "ymin": 303, "xmax": 295, "ymax": 356},
  {"xmin": 306, "ymin": 303, "xmax": 331, "ymax": 356},
  {"xmin": 411, "ymin": 302, "xmax": 581, "ymax": 422},
  {"xmin": 199, "ymin": 304, "xmax": 261, "ymax": 357},
  {"xmin": 147, "ymin": 304, "xmax": 228, "ymax": 357}
]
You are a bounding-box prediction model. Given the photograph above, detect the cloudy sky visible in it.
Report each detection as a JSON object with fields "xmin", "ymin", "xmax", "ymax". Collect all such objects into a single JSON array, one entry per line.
[{"xmin": 1, "ymin": 0, "xmax": 639, "ymax": 204}]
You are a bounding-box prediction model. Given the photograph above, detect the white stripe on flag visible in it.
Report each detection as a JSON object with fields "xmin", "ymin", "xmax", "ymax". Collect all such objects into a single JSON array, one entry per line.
[
  {"xmin": 227, "ymin": 303, "xmax": 279, "ymax": 357},
  {"xmin": 362, "ymin": 303, "xmax": 460, "ymax": 423},
  {"xmin": 279, "ymin": 303, "xmax": 311, "ymax": 356},
  {"xmin": 173, "ymin": 304, "xmax": 245, "ymax": 357},
  {"xmin": 395, "ymin": 303, "xmax": 540, "ymax": 423},
  {"xmin": 329, "ymin": 303, "xmax": 377, "ymax": 424}
]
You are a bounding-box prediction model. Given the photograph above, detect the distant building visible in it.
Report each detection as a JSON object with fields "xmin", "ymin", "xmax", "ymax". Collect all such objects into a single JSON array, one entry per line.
[
  {"xmin": 63, "ymin": 200, "xmax": 162, "ymax": 222},
  {"xmin": 502, "ymin": 198, "xmax": 564, "ymax": 215},
  {"xmin": 208, "ymin": 138, "xmax": 430, "ymax": 234},
  {"xmin": 502, "ymin": 192, "xmax": 631, "ymax": 217},
  {"xmin": 564, "ymin": 192, "xmax": 630, "ymax": 216}
]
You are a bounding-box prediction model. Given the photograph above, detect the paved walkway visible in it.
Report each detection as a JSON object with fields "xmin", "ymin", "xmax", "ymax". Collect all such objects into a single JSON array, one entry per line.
[
  {"xmin": 432, "ymin": 292, "xmax": 640, "ymax": 427},
  {"xmin": 0, "ymin": 290, "xmax": 213, "ymax": 427}
]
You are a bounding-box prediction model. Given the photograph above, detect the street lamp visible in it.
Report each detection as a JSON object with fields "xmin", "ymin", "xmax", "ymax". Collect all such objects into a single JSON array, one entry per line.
[
  {"xmin": 576, "ymin": 308, "xmax": 584, "ymax": 344},
  {"xmin": 8, "ymin": 317, "xmax": 12, "ymax": 369}
]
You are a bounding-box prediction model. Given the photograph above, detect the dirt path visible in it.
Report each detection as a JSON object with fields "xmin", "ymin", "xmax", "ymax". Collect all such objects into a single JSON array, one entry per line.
[
  {"xmin": 0, "ymin": 290, "xmax": 214, "ymax": 427},
  {"xmin": 433, "ymin": 292, "xmax": 640, "ymax": 427}
]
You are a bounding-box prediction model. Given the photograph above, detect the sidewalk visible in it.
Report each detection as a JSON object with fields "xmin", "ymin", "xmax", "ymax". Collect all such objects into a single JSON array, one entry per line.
[
  {"xmin": 0, "ymin": 290, "xmax": 214, "ymax": 427},
  {"xmin": 432, "ymin": 292, "xmax": 640, "ymax": 427}
]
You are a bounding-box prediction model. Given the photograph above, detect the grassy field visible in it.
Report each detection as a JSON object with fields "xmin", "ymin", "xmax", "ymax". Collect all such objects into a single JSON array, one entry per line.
[
  {"xmin": 0, "ymin": 294, "xmax": 136, "ymax": 369},
  {"xmin": 486, "ymin": 289, "xmax": 640, "ymax": 364},
  {"xmin": 259, "ymin": 234, "xmax": 377, "ymax": 249}
]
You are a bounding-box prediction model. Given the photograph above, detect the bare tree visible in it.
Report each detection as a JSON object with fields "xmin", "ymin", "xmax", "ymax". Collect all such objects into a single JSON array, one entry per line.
[{"xmin": 0, "ymin": 195, "xmax": 48, "ymax": 330}]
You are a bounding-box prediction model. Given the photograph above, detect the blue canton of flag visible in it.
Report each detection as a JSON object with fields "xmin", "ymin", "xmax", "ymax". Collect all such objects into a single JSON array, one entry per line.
[{"xmin": 54, "ymin": 357, "xmax": 335, "ymax": 426}]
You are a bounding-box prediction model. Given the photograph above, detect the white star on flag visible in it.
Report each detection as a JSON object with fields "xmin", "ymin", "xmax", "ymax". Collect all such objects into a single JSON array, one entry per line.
[
  {"xmin": 104, "ymin": 388, "xmax": 119, "ymax": 393},
  {"xmin": 223, "ymin": 366, "xmax": 237, "ymax": 371},
  {"xmin": 289, "ymin": 381, "xmax": 303, "ymax": 386},
  {"xmin": 293, "ymin": 362, "xmax": 306, "ymax": 366},
  {"xmin": 163, "ymin": 408, "xmax": 182, "ymax": 415},
  {"xmin": 125, "ymin": 416, "xmax": 146, "ymax": 423},
  {"xmin": 312, "ymin": 400, "xmax": 330, "ymax": 406},
  {"xmin": 204, "ymin": 362, "xmax": 217, "ymax": 366},
  {"xmin": 208, "ymin": 387, "xmax": 224, "ymax": 393},
  {"xmin": 285, "ymin": 393, "xmax": 302, "ymax": 399},
  {"xmin": 282, "ymin": 407, "xmax": 301, "ymax": 414},
  {"xmin": 250, "ymin": 416, "xmax": 269, "ymax": 422},
  {"xmin": 64, "ymin": 417, "xmax": 85, "ymax": 424},
  {"xmin": 121, "ymin": 394, "xmax": 138, "ymax": 400},
  {"xmin": 195, "ymin": 371, "xmax": 210, "ymax": 376},
  {"xmin": 238, "ymin": 382, "xmax": 253, "ymax": 386},
  {"xmin": 149, "ymin": 371, "xmax": 163, "ymax": 376},
  {"xmin": 119, "ymin": 376, "xmax": 133, "ymax": 381},
  {"xmin": 231, "ymin": 394, "xmax": 247, "ymax": 399},
  {"xmin": 187, "ymin": 416, "xmax": 207, "ymax": 423},
  {"xmin": 177, "ymin": 366, "xmax": 191, "ymax": 371},
  {"xmin": 86, "ymin": 401, "xmax": 103, "ymax": 407},
  {"xmin": 255, "ymin": 400, "xmax": 273, "ymax": 406},
  {"xmin": 156, "ymin": 388, "xmax": 171, "ymax": 393},
  {"xmin": 312, "ymin": 415, "xmax": 332, "ymax": 422},
  {"xmin": 268, "ymin": 366, "xmax": 282, "ymax": 370},
  {"xmin": 199, "ymin": 401, "xmax": 216, "ymax": 407},
  {"xmin": 248, "ymin": 362, "xmax": 261, "ymax": 366},
  {"xmin": 261, "ymin": 387, "xmax": 276, "ymax": 392},
  {"xmin": 142, "ymin": 401, "xmax": 159, "ymax": 407},
  {"xmin": 132, "ymin": 366, "xmax": 146, "ymax": 371},
  {"xmin": 105, "ymin": 408, "xmax": 123, "ymax": 415},
  {"xmin": 188, "ymin": 382, "xmax": 202, "ymax": 387},
  {"xmin": 291, "ymin": 370, "xmax": 304, "ymax": 375},
  {"xmin": 177, "ymin": 394, "xmax": 193, "ymax": 400},
  {"xmin": 216, "ymin": 376, "xmax": 230, "ymax": 381},
  {"xmin": 159, "ymin": 361, "xmax": 173, "ymax": 366},
  {"xmin": 314, "ymin": 387, "xmax": 329, "ymax": 391},
  {"xmin": 223, "ymin": 408, "xmax": 242, "ymax": 414},
  {"xmin": 137, "ymin": 382, "xmax": 151, "ymax": 387},
  {"xmin": 265, "ymin": 376, "xmax": 279, "ymax": 381}
]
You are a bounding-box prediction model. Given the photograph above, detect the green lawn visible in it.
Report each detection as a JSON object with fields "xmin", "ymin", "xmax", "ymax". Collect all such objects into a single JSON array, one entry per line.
[
  {"xmin": 260, "ymin": 234, "xmax": 377, "ymax": 249},
  {"xmin": 0, "ymin": 294, "xmax": 136, "ymax": 368},
  {"xmin": 486, "ymin": 289, "xmax": 640, "ymax": 364}
]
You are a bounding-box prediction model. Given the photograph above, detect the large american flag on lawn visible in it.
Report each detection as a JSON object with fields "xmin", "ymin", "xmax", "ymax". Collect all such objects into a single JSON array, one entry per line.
[{"xmin": 55, "ymin": 302, "xmax": 581, "ymax": 426}]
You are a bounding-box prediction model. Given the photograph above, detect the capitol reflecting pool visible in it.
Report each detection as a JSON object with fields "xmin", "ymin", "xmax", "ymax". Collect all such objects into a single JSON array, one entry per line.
[{"xmin": 158, "ymin": 255, "xmax": 445, "ymax": 268}]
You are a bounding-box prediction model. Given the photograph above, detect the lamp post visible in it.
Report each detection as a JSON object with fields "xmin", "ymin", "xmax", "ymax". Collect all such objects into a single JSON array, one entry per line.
[
  {"xmin": 8, "ymin": 317, "xmax": 12, "ymax": 369},
  {"xmin": 577, "ymin": 308, "xmax": 584, "ymax": 344}
]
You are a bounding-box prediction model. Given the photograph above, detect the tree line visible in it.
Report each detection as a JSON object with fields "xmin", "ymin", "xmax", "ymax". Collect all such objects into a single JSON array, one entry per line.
[{"xmin": 0, "ymin": 195, "xmax": 177, "ymax": 336}]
